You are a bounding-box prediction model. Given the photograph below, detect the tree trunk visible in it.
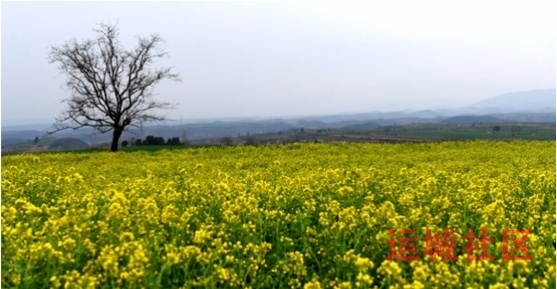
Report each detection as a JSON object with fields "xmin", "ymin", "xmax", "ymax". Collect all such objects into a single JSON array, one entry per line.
[{"xmin": 111, "ymin": 126, "xmax": 123, "ymax": 152}]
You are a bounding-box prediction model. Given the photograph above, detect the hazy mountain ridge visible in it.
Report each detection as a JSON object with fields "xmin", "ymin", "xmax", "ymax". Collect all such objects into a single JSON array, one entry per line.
[
  {"xmin": 2, "ymin": 89, "xmax": 555, "ymax": 147},
  {"xmin": 469, "ymin": 89, "xmax": 555, "ymax": 111}
]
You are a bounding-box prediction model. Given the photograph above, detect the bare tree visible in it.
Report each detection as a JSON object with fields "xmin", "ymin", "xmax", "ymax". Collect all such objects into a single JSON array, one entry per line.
[{"xmin": 48, "ymin": 23, "xmax": 180, "ymax": 151}]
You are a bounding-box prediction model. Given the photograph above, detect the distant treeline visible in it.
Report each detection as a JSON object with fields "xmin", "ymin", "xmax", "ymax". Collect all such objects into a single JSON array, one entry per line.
[{"xmin": 123, "ymin": 135, "xmax": 183, "ymax": 147}]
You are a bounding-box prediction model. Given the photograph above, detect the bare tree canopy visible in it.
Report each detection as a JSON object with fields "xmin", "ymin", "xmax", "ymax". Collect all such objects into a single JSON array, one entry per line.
[{"xmin": 48, "ymin": 23, "xmax": 180, "ymax": 151}]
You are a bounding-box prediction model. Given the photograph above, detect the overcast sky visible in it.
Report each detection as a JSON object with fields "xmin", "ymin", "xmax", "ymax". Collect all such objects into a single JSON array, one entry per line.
[{"xmin": 2, "ymin": 1, "xmax": 555, "ymax": 125}]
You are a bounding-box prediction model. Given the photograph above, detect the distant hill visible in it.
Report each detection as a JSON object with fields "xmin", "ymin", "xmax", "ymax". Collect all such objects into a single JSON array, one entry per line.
[
  {"xmin": 1, "ymin": 130, "xmax": 42, "ymax": 146},
  {"xmin": 492, "ymin": 112, "xmax": 556, "ymax": 123},
  {"xmin": 289, "ymin": 119, "xmax": 327, "ymax": 129},
  {"xmin": 342, "ymin": 122, "xmax": 381, "ymax": 131},
  {"xmin": 48, "ymin": 138, "xmax": 90, "ymax": 151},
  {"xmin": 469, "ymin": 89, "xmax": 555, "ymax": 113},
  {"xmin": 439, "ymin": 115, "xmax": 503, "ymax": 125}
]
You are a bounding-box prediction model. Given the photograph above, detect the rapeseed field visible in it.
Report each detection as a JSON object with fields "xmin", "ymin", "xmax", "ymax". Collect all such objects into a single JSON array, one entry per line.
[{"xmin": 2, "ymin": 141, "xmax": 555, "ymax": 288}]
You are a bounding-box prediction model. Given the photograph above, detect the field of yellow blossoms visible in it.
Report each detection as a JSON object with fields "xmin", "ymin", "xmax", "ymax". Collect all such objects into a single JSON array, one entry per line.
[{"xmin": 2, "ymin": 141, "xmax": 555, "ymax": 288}]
